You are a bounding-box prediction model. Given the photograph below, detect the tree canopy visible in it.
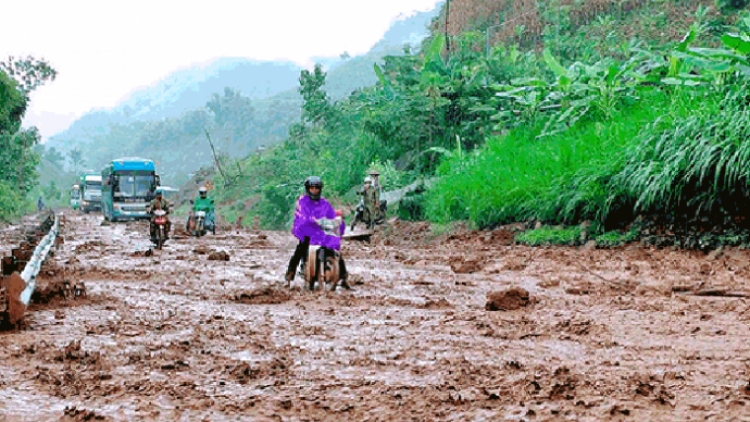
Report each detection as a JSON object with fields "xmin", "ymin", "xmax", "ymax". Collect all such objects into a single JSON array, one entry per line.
[{"xmin": 0, "ymin": 56, "xmax": 57, "ymax": 220}]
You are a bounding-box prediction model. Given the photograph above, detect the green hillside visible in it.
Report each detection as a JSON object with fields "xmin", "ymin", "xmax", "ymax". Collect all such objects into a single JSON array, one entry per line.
[{"xmin": 194, "ymin": 0, "xmax": 750, "ymax": 251}]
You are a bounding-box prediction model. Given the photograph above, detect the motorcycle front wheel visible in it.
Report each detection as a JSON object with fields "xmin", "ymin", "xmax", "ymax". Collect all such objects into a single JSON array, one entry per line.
[
  {"xmin": 305, "ymin": 247, "xmax": 318, "ymax": 290},
  {"xmin": 156, "ymin": 226, "xmax": 164, "ymax": 249}
]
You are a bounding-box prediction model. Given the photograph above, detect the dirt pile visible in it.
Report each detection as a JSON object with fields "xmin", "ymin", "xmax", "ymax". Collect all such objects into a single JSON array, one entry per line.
[
  {"xmin": 233, "ymin": 287, "xmax": 291, "ymax": 305},
  {"xmin": 225, "ymin": 355, "xmax": 291, "ymax": 384},
  {"xmin": 486, "ymin": 287, "xmax": 532, "ymax": 311},
  {"xmin": 60, "ymin": 406, "xmax": 110, "ymax": 421}
]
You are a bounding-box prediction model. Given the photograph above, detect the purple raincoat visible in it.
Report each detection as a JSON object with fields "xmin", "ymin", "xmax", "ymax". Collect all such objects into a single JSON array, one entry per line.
[{"xmin": 291, "ymin": 195, "xmax": 345, "ymax": 250}]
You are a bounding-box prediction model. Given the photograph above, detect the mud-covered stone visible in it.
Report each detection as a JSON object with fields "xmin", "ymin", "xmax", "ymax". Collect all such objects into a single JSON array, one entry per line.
[
  {"xmin": 486, "ymin": 287, "xmax": 531, "ymax": 311},
  {"xmin": 208, "ymin": 250, "xmax": 230, "ymax": 261},
  {"xmin": 449, "ymin": 257, "xmax": 484, "ymax": 274}
]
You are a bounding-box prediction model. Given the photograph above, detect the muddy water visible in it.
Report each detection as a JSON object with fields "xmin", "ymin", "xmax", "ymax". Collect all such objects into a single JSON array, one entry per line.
[{"xmin": 1, "ymin": 212, "xmax": 750, "ymax": 421}]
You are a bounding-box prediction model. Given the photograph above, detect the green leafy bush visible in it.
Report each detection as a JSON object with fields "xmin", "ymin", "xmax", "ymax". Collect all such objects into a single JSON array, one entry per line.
[
  {"xmin": 515, "ymin": 226, "xmax": 582, "ymax": 246},
  {"xmin": 398, "ymin": 192, "xmax": 426, "ymax": 221},
  {"xmin": 0, "ymin": 180, "xmax": 27, "ymax": 221},
  {"xmin": 594, "ymin": 230, "xmax": 639, "ymax": 247}
]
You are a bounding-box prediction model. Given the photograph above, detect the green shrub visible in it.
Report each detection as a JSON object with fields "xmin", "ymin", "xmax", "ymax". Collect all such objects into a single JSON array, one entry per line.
[
  {"xmin": 718, "ymin": 0, "xmax": 749, "ymax": 11},
  {"xmin": 594, "ymin": 230, "xmax": 638, "ymax": 247},
  {"xmin": 0, "ymin": 180, "xmax": 27, "ymax": 221},
  {"xmin": 398, "ymin": 192, "xmax": 427, "ymax": 221},
  {"xmin": 515, "ymin": 226, "xmax": 582, "ymax": 246}
]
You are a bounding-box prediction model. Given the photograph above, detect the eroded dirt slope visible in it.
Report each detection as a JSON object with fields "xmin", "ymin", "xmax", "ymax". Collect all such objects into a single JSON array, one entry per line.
[{"xmin": 1, "ymin": 212, "xmax": 750, "ymax": 421}]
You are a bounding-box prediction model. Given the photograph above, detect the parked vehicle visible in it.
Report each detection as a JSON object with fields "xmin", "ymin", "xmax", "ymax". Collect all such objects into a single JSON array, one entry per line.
[{"xmin": 350, "ymin": 199, "xmax": 387, "ymax": 230}]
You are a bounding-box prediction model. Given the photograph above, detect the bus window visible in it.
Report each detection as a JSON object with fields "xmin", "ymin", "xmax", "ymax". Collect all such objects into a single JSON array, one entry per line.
[{"xmin": 113, "ymin": 172, "xmax": 156, "ymax": 198}]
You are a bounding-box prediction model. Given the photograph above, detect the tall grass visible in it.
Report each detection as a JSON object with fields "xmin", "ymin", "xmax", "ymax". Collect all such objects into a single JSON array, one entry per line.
[
  {"xmin": 615, "ymin": 86, "xmax": 750, "ymax": 220},
  {"xmin": 424, "ymin": 89, "xmax": 726, "ymax": 228}
]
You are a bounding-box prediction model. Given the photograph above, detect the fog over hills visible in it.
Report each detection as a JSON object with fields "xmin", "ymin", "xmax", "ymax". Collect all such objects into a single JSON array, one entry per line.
[{"xmin": 43, "ymin": 4, "xmax": 442, "ymax": 186}]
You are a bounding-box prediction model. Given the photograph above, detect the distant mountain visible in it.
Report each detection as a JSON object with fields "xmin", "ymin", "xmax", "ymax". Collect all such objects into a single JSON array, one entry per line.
[
  {"xmin": 43, "ymin": 3, "xmax": 442, "ymax": 186},
  {"xmin": 324, "ymin": 5, "xmax": 442, "ymax": 99},
  {"xmin": 117, "ymin": 58, "xmax": 304, "ymax": 121},
  {"xmin": 47, "ymin": 59, "xmax": 303, "ymax": 151}
]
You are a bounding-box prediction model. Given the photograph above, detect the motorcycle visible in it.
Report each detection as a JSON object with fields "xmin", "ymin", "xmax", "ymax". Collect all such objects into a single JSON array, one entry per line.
[
  {"xmin": 151, "ymin": 209, "xmax": 168, "ymax": 249},
  {"xmin": 350, "ymin": 199, "xmax": 388, "ymax": 231},
  {"xmin": 188, "ymin": 210, "xmax": 209, "ymax": 237},
  {"xmin": 188, "ymin": 199, "xmax": 215, "ymax": 237},
  {"xmin": 302, "ymin": 216, "xmax": 343, "ymax": 291}
]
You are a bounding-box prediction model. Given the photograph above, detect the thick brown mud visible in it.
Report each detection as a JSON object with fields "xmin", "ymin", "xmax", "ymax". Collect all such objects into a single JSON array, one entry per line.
[{"xmin": 1, "ymin": 212, "xmax": 750, "ymax": 421}]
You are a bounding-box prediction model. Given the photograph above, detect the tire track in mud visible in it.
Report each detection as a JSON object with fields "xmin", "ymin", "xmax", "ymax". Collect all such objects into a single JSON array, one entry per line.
[{"xmin": 1, "ymin": 213, "xmax": 750, "ymax": 421}]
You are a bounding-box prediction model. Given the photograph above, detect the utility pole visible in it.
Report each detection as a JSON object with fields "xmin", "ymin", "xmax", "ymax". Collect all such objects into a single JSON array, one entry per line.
[
  {"xmin": 485, "ymin": 23, "xmax": 505, "ymax": 57},
  {"xmin": 445, "ymin": 0, "xmax": 450, "ymax": 57}
]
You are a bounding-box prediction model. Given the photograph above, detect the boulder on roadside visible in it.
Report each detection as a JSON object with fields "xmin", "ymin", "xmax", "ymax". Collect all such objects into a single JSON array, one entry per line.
[{"xmin": 486, "ymin": 287, "xmax": 531, "ymax": 311}]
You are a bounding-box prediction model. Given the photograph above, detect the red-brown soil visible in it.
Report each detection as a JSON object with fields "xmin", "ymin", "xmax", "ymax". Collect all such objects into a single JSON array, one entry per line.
[{"xmin": 1, "ymin": 211, "xmax": 750, "ymax": 421}]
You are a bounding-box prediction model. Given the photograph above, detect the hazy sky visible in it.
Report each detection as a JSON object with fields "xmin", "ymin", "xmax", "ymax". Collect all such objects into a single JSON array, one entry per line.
[{"xmin": 1, "ymin": 0, "xmax": 441, "ymax": 142}]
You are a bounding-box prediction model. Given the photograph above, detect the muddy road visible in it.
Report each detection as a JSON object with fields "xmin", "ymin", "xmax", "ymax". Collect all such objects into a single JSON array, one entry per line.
[{"xmin": 2, "ymin": 212, "xmax": 750, "ymax": 421}]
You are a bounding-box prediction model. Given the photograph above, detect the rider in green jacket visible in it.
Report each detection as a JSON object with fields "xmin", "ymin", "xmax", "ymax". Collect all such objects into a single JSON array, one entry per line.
[{"xmin": 191, "ymin": 187, "xmax": 215, "ymax": 233}]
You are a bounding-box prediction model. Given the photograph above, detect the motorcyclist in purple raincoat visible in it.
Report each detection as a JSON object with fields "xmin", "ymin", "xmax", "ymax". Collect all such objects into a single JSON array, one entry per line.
[{"xmin": 285, "ymin": 176, "xmax": 350, "ymax": 288}]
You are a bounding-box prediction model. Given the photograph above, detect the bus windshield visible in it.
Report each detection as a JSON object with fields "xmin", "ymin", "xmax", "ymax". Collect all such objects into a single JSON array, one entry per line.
[
  {"xmin": 113, "ymin": 171, "xmax": 156, "ymax": 198},
  {"xmin": 83, "ymin": 182, "xmax": 102, "ymax": 200}
]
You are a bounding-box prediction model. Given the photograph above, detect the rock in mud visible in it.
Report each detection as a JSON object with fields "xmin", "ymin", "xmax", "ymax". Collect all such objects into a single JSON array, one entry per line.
[
  {"xmin": 193, "ymin": 245, "xmax": 210, "ymax": 255},
  {"xmin": 449, "ymin": 256, "xmax": 484, "ymax": 274},
  {"xmin": 486, "ymin": 287, "xmax": 531, "ymax": 311},
  {"xmin": 423, "ymin": 298, "xmax": 452, "ymax": 309},
  {"xmin": 208, "ymin": 250, "xmax": 230, "ymax": 261},
  {"xmin": 130, "ymin": 249, "xmax": 152, "ymax": 257}
]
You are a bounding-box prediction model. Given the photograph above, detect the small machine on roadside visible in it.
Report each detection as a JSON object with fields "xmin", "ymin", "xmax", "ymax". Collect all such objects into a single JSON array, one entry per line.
[{"xmin": 350, "ymin": 170, "xmax": 387, "ymax": 231}]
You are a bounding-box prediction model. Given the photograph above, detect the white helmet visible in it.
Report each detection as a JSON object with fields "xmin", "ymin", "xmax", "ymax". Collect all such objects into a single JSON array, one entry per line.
[{"xmin": 364, "ymin": 176, "xmax": 372, "ymax": 184}]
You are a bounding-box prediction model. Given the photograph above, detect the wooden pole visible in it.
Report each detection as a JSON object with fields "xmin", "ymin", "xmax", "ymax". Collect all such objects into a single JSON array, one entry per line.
[
  {"xmin": 203, "ymin": 128, "xmax": 229, "ymax": 187},
  {"xmin": 445, "ymin": 0, "xmax": 451, "ymax": 56}
]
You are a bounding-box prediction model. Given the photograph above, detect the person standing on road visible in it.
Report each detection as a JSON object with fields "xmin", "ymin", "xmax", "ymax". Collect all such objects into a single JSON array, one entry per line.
[{"xmin": 358, "ymin": 173, "xmax": 382, "ymax": 228}]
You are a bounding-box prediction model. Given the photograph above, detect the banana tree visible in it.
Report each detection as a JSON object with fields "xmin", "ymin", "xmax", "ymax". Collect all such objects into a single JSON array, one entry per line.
[
  {"xmin": 491, "ymin": 49, "xmax": 640, "ymax": 136},
  {"xmin": 638, "ymin": 18, "xmax": 750, "ymax": 88}
]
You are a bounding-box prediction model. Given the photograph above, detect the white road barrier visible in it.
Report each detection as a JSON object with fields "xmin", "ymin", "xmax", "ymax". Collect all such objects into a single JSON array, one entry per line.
[{"xmin": 19, "ymin": 213, "xmax": 59, "ymax": 306}]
